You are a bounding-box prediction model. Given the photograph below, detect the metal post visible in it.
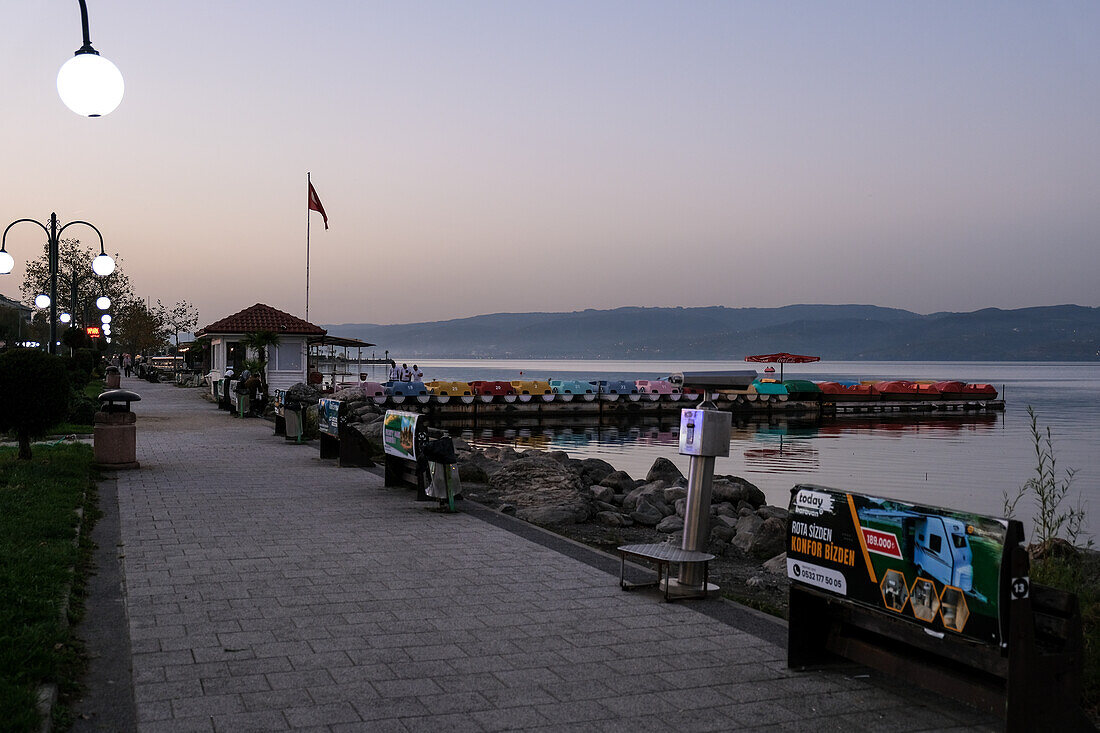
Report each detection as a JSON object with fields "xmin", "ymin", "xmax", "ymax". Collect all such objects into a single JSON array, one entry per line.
[
  {"xmin": 679, "ymin": 454, "xmax": 716, "ymax": 586},
  {"xmin": 49, "ymin": 213, "xmax": 59, "ymax": 355}
]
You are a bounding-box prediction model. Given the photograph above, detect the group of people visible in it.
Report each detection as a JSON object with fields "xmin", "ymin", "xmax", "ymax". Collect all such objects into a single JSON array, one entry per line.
[{"xmin": 388, "ymin": 362, "xmax": 424, "ymax": 383}]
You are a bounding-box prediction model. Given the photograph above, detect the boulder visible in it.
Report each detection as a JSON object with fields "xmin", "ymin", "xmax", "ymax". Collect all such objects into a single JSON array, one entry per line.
[
  {"xmin": 457, "ymin": 452, "xmax": 501, "ymax": 480},
  {"xmin": 733, "ymin": 516, "xmax": 786, "ymax": 559},
  {"xmin": 544, "ymin": 450, "xmax": 572, "ymax": 464},
  {"xmin": 499, "ymin": 504, "xmax": 516, "ymax": 515},
  {"xmin": 674, "ymin": 497, "xmax": 687, "ymax": 518},
  {"xmin": 451, "ymin": 437, "xmax": 471, "ymax": 452},
  {"xmin": 598, "ymin": 470, "xmax": 636, "ymax": 493},
  {"xmin": 597, "ymin": 511, "xmax": 632, "ymax": 527},
  {"xmin": 590, "ymin": 485, "xmax": 615, "ymax": 504},
  {"xmin": 730, "ymin": 514, "xmax": 765, "ymax": 553},
  {"xmin": 711, "ymin": 477, "xmax": 766, "ymax": 508},
  {"xmin": 487, "ymin": 455, "xmax": 592, "ymax": 523},
  {"xmin": 711, "ymin": 524, "xmax": 735, "ymax": 543},
  {"xmin": 630, "ymin": 499, "xmax": 663, "ymax": 527},
  {"xmin": 577, "ymin": 458, "xmax": 616, "ymax": 485},
  {"xmin": 457, "ymin": 461, "xmax": 490, "ymax": 483},
  {"xmin": 350, "ymin": 420, "xmax": 383, "ymax": 441},
  {"xmin": 762, "ymin": 552, "xmax": 787, "ymax": 575},
  {"xmin": 646, "ymin": 457, "xmax": 685, "ymax": 485},
  {"xmin": 622, "ymin": 481, "xmax": 668, "ymax": 513},
  {"xmin": 756, "ymin": 505, "xmax": 788, "ymax": 522},
  {"xmin": 713, "ymin": 515, "xmax": 738, "ymax": 530},
  {"xmin": 656, "ymin": 515, "xmax": 684, "ymax": 533},
  {"xmin": 483, "ymin": 446, "xmax": 521, "ymax": 463},
  {"xmin": 663, "ymin": 486, "xmax": 687, "ymax": 503}
]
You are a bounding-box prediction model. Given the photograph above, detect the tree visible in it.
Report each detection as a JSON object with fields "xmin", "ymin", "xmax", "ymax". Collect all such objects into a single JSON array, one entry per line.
[
  {"xmin": 0, "ymin": 348, "xmax": 72, "ymax": 460},
  {"xmin": 20, "ymin": 237, "xmax": 134, "ymax": 332},
  {"xmin": 243, "ymin": 331, "xmax": 280, "ymax": 391},
  {"xmin": 158, "ymin": 299, "xmax": 199, "ymax": 356},
  {"xmin": 113, "ymin": 299, "xmax": 168, "ymax": 357}
]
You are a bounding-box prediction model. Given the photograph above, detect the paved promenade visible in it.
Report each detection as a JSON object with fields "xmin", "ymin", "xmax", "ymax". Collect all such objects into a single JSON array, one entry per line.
[{"xmin": 76, "ymin": 378, "xmax": 998, "ymax": 732}]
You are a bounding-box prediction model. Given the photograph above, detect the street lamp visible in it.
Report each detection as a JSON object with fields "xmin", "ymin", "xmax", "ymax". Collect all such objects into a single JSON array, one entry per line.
[
  {"xmin": 56, "ymin": 1, "xmax": 124, "ymax": 117},
  {"xmin": 0, "ymin": 213, "xmax": 115, "ymax": 355}
]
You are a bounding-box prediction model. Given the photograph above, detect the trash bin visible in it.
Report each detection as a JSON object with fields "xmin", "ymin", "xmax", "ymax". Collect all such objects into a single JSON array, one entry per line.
[
  {"xmin": 94, "ymin": 389, "xmax": 141, "ymax": 470},
  {"xmin": 105, "ymin": 365, "xmax": 121, "ymax": 389},
  {"xmin": 284, "ymin": 403, "xmax": 304, "ymax": 442}
]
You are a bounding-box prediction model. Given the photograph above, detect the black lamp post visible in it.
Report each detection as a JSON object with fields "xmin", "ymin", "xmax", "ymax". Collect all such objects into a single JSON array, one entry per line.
[{"xmin": 0, "ymin": 213, "xmax": 115, "ymax": 355}]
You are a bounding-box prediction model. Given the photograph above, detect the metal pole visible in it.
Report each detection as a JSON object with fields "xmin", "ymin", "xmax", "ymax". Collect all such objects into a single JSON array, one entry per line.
[
  {"xmin": 49, "ymin": 213, "xmax": 59, "ymax": 355},
  {"xmin": 678, "ymin": 454, "xmax": 716, "ymax": 587}
]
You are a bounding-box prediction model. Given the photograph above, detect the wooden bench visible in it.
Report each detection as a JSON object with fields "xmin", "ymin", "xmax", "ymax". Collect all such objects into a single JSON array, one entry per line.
[
  {"xmin": 617, "ymin": 543, "xmax": 715, "ymax": 602},
  {"xmin": 785, "ymin": 484, "xmax": 1087, "ymax": 732}
]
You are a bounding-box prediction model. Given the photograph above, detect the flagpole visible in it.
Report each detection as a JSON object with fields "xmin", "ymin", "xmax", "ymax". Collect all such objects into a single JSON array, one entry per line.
[{"xmin": 306, "ymin": 171, "xmax": 311, "ymax": 321}]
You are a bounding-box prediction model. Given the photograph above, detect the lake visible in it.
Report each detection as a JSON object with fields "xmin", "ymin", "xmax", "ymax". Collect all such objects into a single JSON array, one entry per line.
[{"xmin": 365, "ymin": 359, "xmax": 1100, "ymax": 539}]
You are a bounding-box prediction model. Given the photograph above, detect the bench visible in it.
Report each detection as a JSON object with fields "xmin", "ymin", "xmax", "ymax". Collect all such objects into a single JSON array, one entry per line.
[
  {"xmin": 785, "ymin": 484, "xmax": 1086, "ymax": 731},
  {"xmin": 617, "ymin": 543, "xmax": 715, "ymax": 602}
]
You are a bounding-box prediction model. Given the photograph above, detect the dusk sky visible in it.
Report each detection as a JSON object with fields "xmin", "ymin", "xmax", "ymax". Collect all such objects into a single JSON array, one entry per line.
[{"xmin": 2, "ymin": 1, "xmax": 1098, "ymax": 327}]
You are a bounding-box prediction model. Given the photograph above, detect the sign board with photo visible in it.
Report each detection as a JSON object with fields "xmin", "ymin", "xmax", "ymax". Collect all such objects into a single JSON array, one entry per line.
[
  {"xmin": 383, "ymin": 411, "xmax": 422, "ymax": 461},
  {"xmin": 318, "ymin": 398, "xmax": 342, "ymax": 438}
]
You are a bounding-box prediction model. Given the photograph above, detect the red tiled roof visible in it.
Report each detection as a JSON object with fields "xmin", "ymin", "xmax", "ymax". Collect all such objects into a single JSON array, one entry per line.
[{"xmin": 196, "ymin": 303, "xmax": 326, "ymax": 337}]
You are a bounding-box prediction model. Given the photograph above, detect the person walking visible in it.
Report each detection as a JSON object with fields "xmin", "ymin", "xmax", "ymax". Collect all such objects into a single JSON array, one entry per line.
[{"xmin": 123, "ymin": 353, "xmax": 132, "ymax": 378}]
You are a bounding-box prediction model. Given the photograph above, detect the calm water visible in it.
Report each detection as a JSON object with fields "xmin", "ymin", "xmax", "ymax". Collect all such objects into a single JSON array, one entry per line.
[{"xmin": 365, "ymin": 359, "xmax": 1100, "ymax": 538}]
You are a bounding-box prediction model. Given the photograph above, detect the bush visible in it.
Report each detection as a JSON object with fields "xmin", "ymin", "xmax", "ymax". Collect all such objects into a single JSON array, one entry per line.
[
  {"xmin": 65, "ymin": 349, "xmax": 97, "ymax": 390},
  {"xmin": 0, "ymin": 349, "xmax": 72, "ymax": 460},
  {"xmin": 67, "ymin": 390, "xmax": 98, "ymax": 426}
]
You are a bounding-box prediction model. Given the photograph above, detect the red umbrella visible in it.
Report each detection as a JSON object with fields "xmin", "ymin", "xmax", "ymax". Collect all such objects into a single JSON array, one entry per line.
[{"xmin": 744, "ymin": 352, "xmax": 821, "ymax": 381}]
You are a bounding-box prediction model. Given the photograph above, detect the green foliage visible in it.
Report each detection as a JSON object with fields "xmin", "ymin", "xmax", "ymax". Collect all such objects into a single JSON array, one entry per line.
[
  {"xmin": 67, "ymin": 390, "xmax": 98, "ymax": 426},
  {"xmin": 1003, "ymin": 406, "xmax": 1091, "ymax": 549},
  {"xmin": 0, "ymin": 444, "xmax": 96, "ymax": 729},
  {"xmin": 0, "ymin": 349, "xmax": 72, "ymax": 459},
  {"xmin": 65, "ymin": 348, "xmax": 98, "ymax": 390}
]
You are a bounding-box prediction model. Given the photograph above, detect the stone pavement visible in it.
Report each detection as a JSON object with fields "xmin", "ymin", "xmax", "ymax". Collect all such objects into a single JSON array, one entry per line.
[{"xmin": 77, "ymin": 377, "xmax": 1000, "ymax": 732}]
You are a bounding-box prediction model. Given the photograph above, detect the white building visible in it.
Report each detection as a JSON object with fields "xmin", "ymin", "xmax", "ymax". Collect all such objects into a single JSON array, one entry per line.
[{"xmin": 195, "ymin": 303, "xmax": 326, "ymax": 392}]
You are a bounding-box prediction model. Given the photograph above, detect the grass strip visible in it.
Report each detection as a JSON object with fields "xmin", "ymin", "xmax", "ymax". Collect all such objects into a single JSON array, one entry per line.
[{"xmin": 0, "ymin": 443, "xmax": 97, "ymax": 731}]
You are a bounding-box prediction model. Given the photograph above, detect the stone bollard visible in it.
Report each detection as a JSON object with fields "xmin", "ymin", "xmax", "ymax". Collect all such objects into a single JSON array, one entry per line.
[
  {"xmin": 105, "ymin": 365, "xmax": 121, "ymax": 389},
  {"xmin": 94, "ymin": 389, "xmax": 142, "ymax": 470}
]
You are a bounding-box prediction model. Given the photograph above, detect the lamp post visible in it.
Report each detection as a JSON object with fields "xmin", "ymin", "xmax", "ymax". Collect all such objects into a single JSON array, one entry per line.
[
  {"xmin": 0, "ymin": 213, "xmax": 115, "ymax": 355},
  {"xmin": 56, "ymin": 0, "xmax": 124, "ymax": 117}
]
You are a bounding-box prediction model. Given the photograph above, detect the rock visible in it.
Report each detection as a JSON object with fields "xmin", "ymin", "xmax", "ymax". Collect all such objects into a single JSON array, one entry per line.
[
  {"xmin": 590, "ymin": 485, "xmax": 615, "ymax": 504},
  {"xmin": 746, "ymin": 576, "xmax": 765, "ymax": 588},
  {"xmin": 451, "ymin": 437, "xmax": 471, "ymax": 452},
  {"xmin": 622, "ymin": 481, "xmax": 668, "ymax": 513},
  {"xmin": 762, "ymin": 552, "xmax": 787, "ymax": 575},
  {"xmin": 714, "ymin": 502, "xmax": 737, "ymax": 517},
  {"xmin": 516, "ymin": 505, "xmax": 586, "ymax": 526},
  {"xmin": 544, "ymin": 450, "xmax": 572, "ymax": 464},
  {"xmin": 732, "ymin": 516, "xmax": 786, "ymax": 559},
  {"xmin": 599, "ymin": 470, "xmax": 636, "ymax": 493},
  {"xmin": 730, "ymin": 514, "xmax": 765, "ymax": 553},
  {"xmin": 711, "ymin": 525, "xmax": 735, "ymax": 543},
  {"xmin": 663, "ymin": 486, "xmax": 687, "ymax": 503},
  {"xmin": 656, "ymin": 515, "xmax": 684, "ymax": 533},
  {"xmin": 756, "ymin": 505, "xmax": 788, "ymax": 522},
  {"xmin": 597, "ymin": 511, "xmax": 631, "ymax": 527},
  {"xmin": 457, "ymin": 461, "xmax": 490, "ymax": 483},
  {"xmin": 458, "ymin": 452, "xmax": 501, "ymax": 480},
  {"xmin": 285, "ymin": 382, "xmax": 322, "ymax": 407},
  {"xmin": 499, "ymin": 503, "xmax": 516, "ymax": 515},
  {"xmin": 674, "ymin": 497, "xmax": 687, "ymax": 518},
  {"xmin": 711, "ymin": 477, "xmax": 766, "ymax": 508},
  {"xmin": 714, "ymin": 515, "xmax": 738, "ymax": 529},
  {"xmin": 350, "ymin": 420, "xmax": 383, "ymax": 441},
  {"xmin": 709, "ymin": 539, "xmax": 729, "ymax": 556},
  {"xmin": 577, "ymin": 458, "xmax": 616, "ymax": 486},
  {"xmin": 630, "ymin": 499, "xmax": 663, "ymax": 527},
  {"xmin": 483, "ymin": 446, "xmax": 521, "ymax": 463},
  {"xmin": 487, "ymin": 455, "xmax": 592, "ymax": 523},
  {"xmin": 594, "ymin": 500, "xmax": 618, "ymax": 513},
  {"xmin": 646, "ymin": 457, "xmax": 685, "ymax": 485}
]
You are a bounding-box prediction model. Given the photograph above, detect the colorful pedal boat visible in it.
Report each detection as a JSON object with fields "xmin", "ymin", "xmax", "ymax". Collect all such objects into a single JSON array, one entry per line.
[
  {"xmin": 781, "ymin": 380, "xmax": 821, "ymax": 399},
  {"xmin": 635, "ymin": 379, "xmax": 680, "ymax": 394},
  {"xmin": 933, "ymin": 381, "xmax": 998, "ymax": 400},
  {"xmin": 426, "ymin": 380, "xmax": 473, "ymax": 396},
  {"xmin": 872, "ymin": 381, "xmax": 922, "ymax": 400},
  {"xmin": 816, "ymin": 381, "xmax": 878, "ymax": 400},
  {"xmin": 550, "ymin": 379, "xmax": 598, "ymax": 395},
  {"xmin": 469, "ymin": 380, "xmax": 515, "ymax": 396},
  {"xmin": 510, "ymin": 380, "xmax": 552, "ymax": 395}
]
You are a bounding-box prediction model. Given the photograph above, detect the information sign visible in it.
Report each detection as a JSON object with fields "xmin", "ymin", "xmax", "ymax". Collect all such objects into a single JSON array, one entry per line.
[
  {"xmin": 786, "ymin": 484, "xmax": 1012, "ymax": 645},
  {"xmin": 383, "ymin": 411, "xmax": 421, "ymax": 461},
  {"xmin": 318, "ymin": 398, "xmax": 342, "ymax": 438},
  {"xmin": 273, "ymin": 389, "xmax": 286, "ymax": 418}
]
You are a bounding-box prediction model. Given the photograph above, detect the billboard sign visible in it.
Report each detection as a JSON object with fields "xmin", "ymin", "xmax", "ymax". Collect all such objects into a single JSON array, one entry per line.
[
  {"xmin": 786, "ymin": 484, "xmax": 1014, "ymax": 646},
  {"xmin": 318, "ymin": 398, "xmax": 342, "ymax": 438},
  {"xmin": 383, "ymin": 411, "xmax": 421, "ymax": 461}
]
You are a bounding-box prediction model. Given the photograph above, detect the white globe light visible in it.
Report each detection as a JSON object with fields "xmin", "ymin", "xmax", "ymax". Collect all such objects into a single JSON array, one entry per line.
[
  {"xmin": 101, "ymin": 314, "xmax": 112, "ymax": 324},
  {"xmin": 57, "ymin": 53, "xmax": 124, "ymax": 117},
  {"xmin": 60, "ymin": 312, "xmax": 72, "ymax": 324},
  {"xmin": 96, "ymin": 296, "xmax": 111, "ymax": 309},
  {"xmin": 105, "ymin": 337, "xmax": 112, "ymax": 343},
  {"xmin": 0, "ymin": 251, "xmax": 13, "ymax": 274},
  {"xmin": 92, "ymin": 253, "xmax": 115, "ymax": 276},
  {"xmin": 35, "ymin": 294, "xmax": 51, "ymax": 309},
  {"xmin": 102, "ymin": 325, "xmax": 111, "ymax": 335}
]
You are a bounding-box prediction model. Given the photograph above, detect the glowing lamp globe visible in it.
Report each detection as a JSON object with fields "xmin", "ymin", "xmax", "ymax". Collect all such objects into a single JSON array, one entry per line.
[
  {"xmin": 96, "ymin": 296, "xmax": 111, "ymax": 309},
  {"xmin": 35, "ymin": 294, "xmax": 51, "ymax": 309},
  {"xmin": 57, "ymin": 53, "xmax": 124, "ymax": 117},
  {"xmin": 92, "ymin": 253, "xmax": 115, "ymax": 276},
  {"xmin": 0, "ymin": 251, "xmax": 13, "ymax": 274},
  {"xmin": 101, "ymin": 314, "xmax": 112, "ymax": 324},
  {"xmin": 105, "ymin": 337, "xmax": 112, "ymax": 343},
  {"xmin": 102, "ymin": 325, "xmax": 111, "ymax": 335},
  {"xmin": 60, "ymin": 312, "xmax": 72, "ymax": 324}
]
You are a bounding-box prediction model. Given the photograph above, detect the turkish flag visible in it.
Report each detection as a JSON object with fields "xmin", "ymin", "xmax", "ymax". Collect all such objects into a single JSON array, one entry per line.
[{"xmin": 308, "ymin": 181, "xmax": 329, "ymax": 229}]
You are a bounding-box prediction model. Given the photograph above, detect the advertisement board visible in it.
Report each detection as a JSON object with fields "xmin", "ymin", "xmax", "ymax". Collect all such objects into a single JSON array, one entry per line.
[
  {"xmin": 383, "ymin": 411, "xmax": 421, "ymax": 461},
  {"xmin": 272, "ymin": 389, "xmax": 286, "ymax": 418},
  {"xmin": 318, "ymin": 398, "xmax": 342, "ymax": 438},
  {"xmin": 786, "ymin": 484, "xmax": 1012, "ymax": 646}
]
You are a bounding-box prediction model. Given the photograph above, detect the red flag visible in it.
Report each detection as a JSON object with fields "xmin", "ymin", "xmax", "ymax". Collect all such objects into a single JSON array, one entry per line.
[{"xmin": 308, "ymin": 181, "xmax": 329, "ymax": 230}]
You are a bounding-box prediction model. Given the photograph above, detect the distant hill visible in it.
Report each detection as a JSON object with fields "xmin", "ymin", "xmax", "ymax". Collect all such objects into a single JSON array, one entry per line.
[{"xmin": 324, "ymin": 304, "xmax": 1100, "ymax": 361}]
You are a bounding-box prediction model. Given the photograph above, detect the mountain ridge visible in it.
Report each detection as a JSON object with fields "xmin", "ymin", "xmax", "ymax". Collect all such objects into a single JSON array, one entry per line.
[{"xmin": 323, "ymin": 304, "xmax": 1100, "ymax": 361}]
